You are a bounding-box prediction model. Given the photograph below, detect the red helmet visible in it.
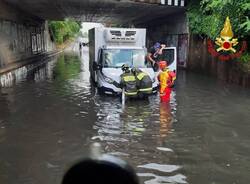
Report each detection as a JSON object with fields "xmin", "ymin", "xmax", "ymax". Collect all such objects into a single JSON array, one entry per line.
[{"xmin": 158, "ymin": 60, "xmax": 167, "ymax": 70}]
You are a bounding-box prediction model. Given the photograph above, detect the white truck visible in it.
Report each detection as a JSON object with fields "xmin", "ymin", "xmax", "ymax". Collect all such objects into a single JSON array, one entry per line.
[{"xmin": 89, "ymin": 27, "xmax": 159, "ymax": 95}]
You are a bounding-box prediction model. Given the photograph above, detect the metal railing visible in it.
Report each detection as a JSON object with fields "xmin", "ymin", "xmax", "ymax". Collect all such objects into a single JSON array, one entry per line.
[{"xmin": 132, "ymin": 0, "xmax": 186, "ymax": 6}]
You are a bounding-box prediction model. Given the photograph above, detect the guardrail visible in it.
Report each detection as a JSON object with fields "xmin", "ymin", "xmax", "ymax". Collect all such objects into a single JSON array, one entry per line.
[{"xmin": 132, "ymin": 0, "xmax": 186, "ymax": 6}]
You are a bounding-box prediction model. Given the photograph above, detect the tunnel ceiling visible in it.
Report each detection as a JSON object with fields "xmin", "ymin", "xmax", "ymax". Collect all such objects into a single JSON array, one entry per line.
[{"xmin": 4, "ymin": 0, "xmax": 185, "ymax": 25}]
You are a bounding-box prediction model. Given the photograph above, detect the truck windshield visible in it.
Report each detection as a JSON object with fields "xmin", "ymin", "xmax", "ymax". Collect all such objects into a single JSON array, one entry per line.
[{"xmin": 102, "ymin": 49, "xmax": 147, "ymax": 68}]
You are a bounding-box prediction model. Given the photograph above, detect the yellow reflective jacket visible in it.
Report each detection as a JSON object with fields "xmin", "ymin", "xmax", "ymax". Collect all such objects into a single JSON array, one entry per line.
[
  {"xmin": 135, "ymin": 71, "xmax": 153, "ymax": 93},
  {"xmin": 158, "ymin": 69, "xmax": 174, "ymax": 94},
  {"xmin": 120, "ymin": 72, "xmax": 137, "ymax": 96}
]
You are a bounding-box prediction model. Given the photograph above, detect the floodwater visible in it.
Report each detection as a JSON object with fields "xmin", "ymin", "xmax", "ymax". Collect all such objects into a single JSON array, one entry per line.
[{"xmin": 1, "ymin": 48, "xmax": 250, "ymax": 184}]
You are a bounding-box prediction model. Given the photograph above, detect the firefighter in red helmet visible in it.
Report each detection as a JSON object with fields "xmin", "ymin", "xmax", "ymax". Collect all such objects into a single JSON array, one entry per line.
[{"xmin": 157, "ymin": 61, "xmax": 176, "ymax": 102}]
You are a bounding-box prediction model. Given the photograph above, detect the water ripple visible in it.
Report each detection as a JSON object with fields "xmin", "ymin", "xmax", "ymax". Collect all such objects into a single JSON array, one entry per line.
[
  {"xmin": 138, "ymin": 163, "xmax": 181, "ymax": 173},
  {"xmin": 137, "ymin": 173, "xmax": 187, "ymax": 184}
]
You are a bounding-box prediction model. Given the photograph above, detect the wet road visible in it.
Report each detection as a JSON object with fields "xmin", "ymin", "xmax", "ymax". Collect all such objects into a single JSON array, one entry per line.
[{"xmin": 1, "ymin": 48, "xmax": 250, "ymax": 184}]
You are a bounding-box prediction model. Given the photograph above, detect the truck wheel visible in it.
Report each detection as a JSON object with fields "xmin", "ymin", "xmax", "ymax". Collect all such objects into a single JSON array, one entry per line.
[
  {"xmin": 90, "ymin": 75, "xmax": 96, "ymax": 86},
  {"xmin": 97, "ymin": 87, "xmax": 104, "ymax": 95},
  {"xmin": 90, "ymin": 71, "xmax": 97, "ymax": 86}
]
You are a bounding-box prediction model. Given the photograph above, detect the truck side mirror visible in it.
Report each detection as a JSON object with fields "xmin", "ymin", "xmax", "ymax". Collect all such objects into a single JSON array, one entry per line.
[{"xmin": 93, "ymin": 62, "xmax": 102, "ymax": 71}]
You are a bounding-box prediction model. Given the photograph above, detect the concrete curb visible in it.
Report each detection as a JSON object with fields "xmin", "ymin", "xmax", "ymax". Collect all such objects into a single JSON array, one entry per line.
[{"xmin": 0, "ymin": 50, "xmax": 62, "ymax": 75}]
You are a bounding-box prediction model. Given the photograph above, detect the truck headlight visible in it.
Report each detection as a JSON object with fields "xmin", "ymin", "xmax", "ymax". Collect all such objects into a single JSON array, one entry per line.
[
  {"xmin": 102, "ymin": 74, "xmax": 114, "ymax": 84},
  {"xmin": 104, "ymin": 77, "xmax": 114, "ymax": 84}
]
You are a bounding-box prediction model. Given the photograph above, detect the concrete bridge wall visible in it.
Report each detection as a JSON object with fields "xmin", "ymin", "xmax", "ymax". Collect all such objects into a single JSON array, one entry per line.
[
  {"xmin": 0, "ymin": 0, "xmax": 54, "ymax": 68},
  {"xmin": 188, "ymin": 35, "xmax": 250, "ymax": 87}
]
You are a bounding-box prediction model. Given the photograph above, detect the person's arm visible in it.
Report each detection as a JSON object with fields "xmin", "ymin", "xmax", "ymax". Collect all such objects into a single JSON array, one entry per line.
[
  {"xmin": 135, "ymin": 75, "xmax": 140, "ymax": 88},
  {"xmin": 157, "ymin": 44, "xmax": 166, "ymax": 55},
  {"xmin": 147, "ymin": 52, "xmax": 156, "ymax": 66}
]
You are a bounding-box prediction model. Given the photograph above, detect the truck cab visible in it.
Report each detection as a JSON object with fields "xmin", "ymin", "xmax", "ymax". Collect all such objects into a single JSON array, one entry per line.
[{"xmin": 89, "ymin": 27, "xmax": 158, "ymax": 95}]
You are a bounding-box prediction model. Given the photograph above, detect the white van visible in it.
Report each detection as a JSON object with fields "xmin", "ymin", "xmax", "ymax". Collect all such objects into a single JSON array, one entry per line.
[{"xmin": 89, "ymin": 27, "xmax": 158, "ymax": 95}]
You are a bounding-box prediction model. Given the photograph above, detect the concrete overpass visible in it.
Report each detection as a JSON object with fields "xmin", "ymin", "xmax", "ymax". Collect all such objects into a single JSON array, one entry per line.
[
  {"xmin": 3, "ymin": 0, "xmax": 186, "ymax": 25},
  {"xmin": 0, "ymin": 0, "xmax": 188, "ymax": 71}
]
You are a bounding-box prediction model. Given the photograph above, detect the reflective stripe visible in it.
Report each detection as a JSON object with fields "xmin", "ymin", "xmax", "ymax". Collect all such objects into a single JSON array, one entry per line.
[
  {"xmin": 123, "ymin": 75, "xmax": 136, "ymax": 82},
  {"xmin": 137, "ymin": 72, "xmax": 146, "ymax": 80},
  {"xmin": 125, "ymin": 91, "xmax": 137, "ymax": 95},
  {"xmin": 139, "ymin": 88, "xmax": 153, "ymax": 92}
]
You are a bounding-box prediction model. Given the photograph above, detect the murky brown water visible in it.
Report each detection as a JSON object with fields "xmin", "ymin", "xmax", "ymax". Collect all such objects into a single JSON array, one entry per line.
[{"xmin": 1, "ymin": 48, "xmax": 250, "ymax": 184}]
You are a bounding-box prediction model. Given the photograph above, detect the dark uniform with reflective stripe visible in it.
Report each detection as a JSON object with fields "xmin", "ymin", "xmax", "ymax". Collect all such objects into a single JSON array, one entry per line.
[
  {"xmin": 120, "ymin": 72, "xmax": 138, "ymax": 96},
  {"xmin": 135, "ymin": 71, "xmax": 153, "ymax": 95}
]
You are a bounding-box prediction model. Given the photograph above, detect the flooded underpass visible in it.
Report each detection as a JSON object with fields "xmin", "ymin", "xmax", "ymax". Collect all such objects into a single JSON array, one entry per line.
[{"xmin": 1, "ymin": 48, "xmax": 250, "ymax": 184}]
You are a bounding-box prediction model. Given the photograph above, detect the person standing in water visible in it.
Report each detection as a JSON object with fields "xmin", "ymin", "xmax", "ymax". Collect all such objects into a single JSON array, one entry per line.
[{"xmin": 157, "ymin": 61, "xmax": 176, "ymax": 102}]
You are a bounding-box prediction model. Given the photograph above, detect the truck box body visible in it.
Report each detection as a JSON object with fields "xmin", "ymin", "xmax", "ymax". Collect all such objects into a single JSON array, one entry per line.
[{"xmin": 89, "ymin": 27, "xmax": 146, "ymax": 71}]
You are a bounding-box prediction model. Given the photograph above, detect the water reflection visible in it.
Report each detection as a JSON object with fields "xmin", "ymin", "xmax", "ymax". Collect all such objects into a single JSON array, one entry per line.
[
  {"xmin": 0, "ymin": 50, "xmax": 182, "ymax": 184},
  {"xmin": 137, "ymin": 173, "xmax": 187, "ymax": 184},
  {"xmin": 0, "ymin": 90, "xmax": 9, "ymax": 144},
  {"xmin": 0, "ymin": 86, "xmax": 14, "ymax": 122},
  {"xmin": 93, "ymin": 97, "xmax": 165, "ymax": 140},
  {"xmin": 121, "ymin": 101, "xmax": 151, "ymax": 136},
  {"xmin": 138, "ymin": 163, "xmax": 181, "ymax": 173},
  {"xmin": 0, "ymin": 72, "xmax": 14, "ymax": 87},
  {"xmin": 92, "ymin": 89, "xmax": 179, "ymax": 183},
  {"xmin": 53, "ymin": 54, "xmax": 81, "ymax": 81},
  {"xmin": 159, "ymin": 102, "xmax": 172, "ymax": 140},
  {"xmin": 0, "ymin": 57, "xmax": 57, "ymax": 87},
  {"xmin": 2, "ymin": 49, "xmax": 250, "ymax": 184}
]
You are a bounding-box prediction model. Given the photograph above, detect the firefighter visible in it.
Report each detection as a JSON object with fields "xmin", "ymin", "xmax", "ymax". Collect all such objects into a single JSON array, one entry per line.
[
  {"xmin": 120, "ymin": 64, "xmax": 138, "ymax": 98},
  {"xmin": 131, "ymin": 67, "xmax": 153, "ymax": 98},
  {"xmin": 157, "ymin": 61, "xmax": 176, "ymax": 102}
]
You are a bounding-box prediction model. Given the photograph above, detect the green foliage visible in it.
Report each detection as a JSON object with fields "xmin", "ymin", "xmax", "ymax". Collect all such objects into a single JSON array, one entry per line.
[
  {"xmin": 240, "ymin": 17, "xmax": 250, "ymax": 33},
  {"xmin": 241, "ymin": 2, "xmax": 250, "ymax": 11},
  {"xmin": 237, "ymin": 52, "xmax": 250, "ymax": 73},
  {"xmin": 48, "ymin": 19, "xmax": 81, "ymax": 44},
  {"xmin": 239, "ymin": 52, "xmax": 250, "ymax": 63},
  {"xmin": 187, "ymin": 0, "xmax": 250, "ymax": 40}
]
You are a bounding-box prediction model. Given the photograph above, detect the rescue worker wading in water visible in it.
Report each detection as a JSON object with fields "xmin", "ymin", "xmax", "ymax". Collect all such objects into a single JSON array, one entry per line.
[
  {"xmin": 131, "ymin": 67, "xmax": 153, "ymax": 98},
  {"xmin": 120, "ymin": 64, "xmax": 138, "ymax": 98},
  {"xmin": 158, "ymin": 61, "xmax": 176, "ymax": 102}
]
